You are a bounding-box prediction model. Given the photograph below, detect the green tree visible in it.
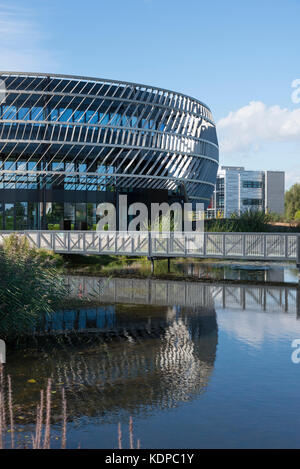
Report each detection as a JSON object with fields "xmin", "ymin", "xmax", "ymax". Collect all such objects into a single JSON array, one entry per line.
[
  {"xmin": 294, "ymin": 210, "xmax": 300, "ymax": 221},
  {"xmin": 285, "ymin": 183, "xmax": 300, "ymax": 220}
]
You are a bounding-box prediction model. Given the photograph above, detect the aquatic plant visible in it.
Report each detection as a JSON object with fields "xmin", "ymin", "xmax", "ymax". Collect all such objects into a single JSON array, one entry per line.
[
  {"xmin": 206, "ymin": 209, "xmax": 300, "ymax": 233},
  {"xmin": 206, "ymin": 209, "xmax": 271, "ymax": 232},
  {"xmin": 0, "ymin": 234, "xmax": 69, "ymax": 338},
  {"xmin": 2, "ymin": 233, "xmax": 63, "ymax": 267},
  {"xmin": 0, "ymin": 364, "xmax": 139, "ymax": 449},
  {"xmin": 0, "ymin": 365, "xmax": 66, "ymax": 449}
]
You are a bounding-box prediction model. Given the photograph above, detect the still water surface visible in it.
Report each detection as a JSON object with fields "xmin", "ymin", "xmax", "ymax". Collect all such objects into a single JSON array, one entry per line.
[{"xmin": 5, "ymin": 270, "xmax": 300, "ymax": 449}]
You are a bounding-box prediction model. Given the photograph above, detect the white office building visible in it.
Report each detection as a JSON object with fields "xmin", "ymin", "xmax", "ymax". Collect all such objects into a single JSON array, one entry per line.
[{"xmin": 207, "ymin": 166, "xmax": 285, "ymax": 218}]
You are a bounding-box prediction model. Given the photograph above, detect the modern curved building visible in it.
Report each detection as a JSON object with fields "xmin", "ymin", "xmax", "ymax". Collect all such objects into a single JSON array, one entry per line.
[{"xmin": 0, "ymin": 72, "xmax": 219, "ymax": 230}]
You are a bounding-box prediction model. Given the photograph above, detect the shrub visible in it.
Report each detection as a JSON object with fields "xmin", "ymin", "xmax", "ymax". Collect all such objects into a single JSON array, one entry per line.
[
  {"xmin": 2, "ymin": 233, "xmax": 63, "ymax": 267},
  {"xmin": 294, "ymin": 210, "xmax": 300, "ymax": 221},
  {"xmin": 267, "ymin": 212, "xmax": 285, "ymax": 223},
  {"xmin": 206, "ymin": 209, "xmax": 271, "ymax": 232},
  {"xmin": 285, "ymin": 183, "xmax": 300, "ymax": 219},
  {"xmin": 0, "ymin": 235, "xmax": 68, "ymax": 339}
]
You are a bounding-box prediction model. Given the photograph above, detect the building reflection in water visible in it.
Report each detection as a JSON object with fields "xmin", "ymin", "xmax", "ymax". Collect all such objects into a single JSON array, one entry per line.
[
  {"xmin": 7, "ymin": 301, "xmax": 217, "ymax": 423},
  {"xmin": 6, "ymin": 275, "xmax": 299, "ymax": 425},
  {"xmin": 46, "ymin": 302, "xmax": 217, "ymax": 416}
]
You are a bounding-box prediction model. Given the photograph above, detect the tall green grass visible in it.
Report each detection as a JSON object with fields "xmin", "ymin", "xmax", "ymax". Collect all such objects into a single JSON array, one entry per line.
[
  {"xmin": 0, "ymin": 235, "xmax": 68, "ymax": 339},
  {"xmin": 206, "ymin": 210, "xmax": 272, "ymax": 232}
]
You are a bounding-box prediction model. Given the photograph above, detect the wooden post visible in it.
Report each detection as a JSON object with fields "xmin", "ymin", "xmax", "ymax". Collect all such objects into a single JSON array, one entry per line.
[
  {"xmin": 167, "ymin": 257, "xmax": 171, "ymax": 273},
  {"xmin": 150, "ymin": 257, "xmax": 155, "ymax": 274}
]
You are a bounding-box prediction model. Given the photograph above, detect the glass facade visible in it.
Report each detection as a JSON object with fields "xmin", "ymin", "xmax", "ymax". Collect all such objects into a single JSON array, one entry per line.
[
  {"xmin": 0, "ymin": 72, "xmax": 219, "ymax": 229},
  {"xmin": 0, "ymin": 159, "xmax": 116, "ymax": 191},
  {"xmin": 242, "ymin": 181, "xmax": 262, "ymax": 188},
  {"xmin": 4, "ymin": 204, "xmax": 14, "ymax": 230},
  {"xmin": 242, "ymin": 199, "xmax": 263, "ymax": 206},
  {"xmin": 0, "ymin": 202, "xmax": 97, "ymax": 230},
  {"xmin": 215, "ymin": 177, "xmax": 224, "ymax": 208},
  {"xmin": 0, "ymin": 203, "xmax": 38, "ymax": 230}
]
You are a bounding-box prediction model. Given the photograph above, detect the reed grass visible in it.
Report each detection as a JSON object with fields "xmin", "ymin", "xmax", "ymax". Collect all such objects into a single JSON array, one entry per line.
[
  {"xmin": 0, "ymin": 364, "xmax": 139, "ymax": 449},
  {"xmin": 0, "ymin": 364, "xmax": 67, "ymax": 449},
  {"xmin": 0, "ymin": 235, "xmax": 69, "ymax": 339}
]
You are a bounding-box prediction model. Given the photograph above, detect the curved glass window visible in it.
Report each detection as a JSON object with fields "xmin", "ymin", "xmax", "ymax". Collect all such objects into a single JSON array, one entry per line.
[
  {"xmin": 74, "ymin": 110, "xmax": 85, "ymax": 123},
  {"xmin": 2, "ymin": 105, "xmax": 17, "ymax": 119}
]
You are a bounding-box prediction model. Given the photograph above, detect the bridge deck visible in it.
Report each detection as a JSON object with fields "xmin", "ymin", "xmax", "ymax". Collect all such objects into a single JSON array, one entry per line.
[{"xmin": 0, "ymin": 230, "xmax": 299, "ymax": 263}]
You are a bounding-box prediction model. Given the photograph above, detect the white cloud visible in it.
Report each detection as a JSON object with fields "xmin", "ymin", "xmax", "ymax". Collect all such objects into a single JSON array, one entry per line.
[
  {"xmin": 217, "ymin": 309, "xmax": 300, "ymax": 349},
  {"xmin": 286, "ymin": 166, "xmax": 300, "ymax": 188},
  {"xmin": 217, "ymin": 101, "xmax": 300, "ymax": 154},
  {"xmin": 0, "ymin": 3, "xmax": 57, "ymax": 71}
]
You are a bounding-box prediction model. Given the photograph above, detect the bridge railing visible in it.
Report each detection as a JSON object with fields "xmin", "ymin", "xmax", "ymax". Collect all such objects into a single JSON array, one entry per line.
[
  {"xmin": 0, "ymin": 230, "xmax": 298, "ymax": 261},
  {"xmin": 64, "ymin": 275, "xmax": 299, "ymax": 313}
]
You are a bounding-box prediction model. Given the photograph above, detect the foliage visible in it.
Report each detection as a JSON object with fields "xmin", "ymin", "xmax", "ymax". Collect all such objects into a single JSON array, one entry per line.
[
  {"xmin": 285, "ymin": 183, "xmax": 300, "ymax": 220},
  {"xmin": 0, "ymin": 234, "xmax": 68, "ymax": 338},
  {"xmin": 294, "ymin": 210, "xmax": 300, "ymax": 221},
  {"xmin": 143, "ymin": 211, "xmax": 182, "ymax": 232},
  {"xmin": 2, "ymin": 233, "xmax": 63, "ymax": 267},
  {"xmin": 267, "ymin": 211, "xmax": 285, "ymax": 223},
  {"xmin": 206, "ymin": 209, "xmax": 271, "ymax": 232}
]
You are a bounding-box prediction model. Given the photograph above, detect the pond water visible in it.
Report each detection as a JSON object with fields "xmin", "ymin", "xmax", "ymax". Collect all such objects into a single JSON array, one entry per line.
[
  {"xmin": 4, "ymin": 271, "xmax": 300, "ymax": 449},
  {"xmin": 177, "ymin": 261, "xmax": 299, "ymax": 284}
]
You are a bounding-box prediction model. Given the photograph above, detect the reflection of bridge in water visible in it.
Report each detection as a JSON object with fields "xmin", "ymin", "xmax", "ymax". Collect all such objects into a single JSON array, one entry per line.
[
  {"xmin": 8, "ymin": 276, "xmax": 299, "ymax": 425},
  {"xmin": 65, "ymin": 275, "xmax": 299, "ymax": 315},
  {"xmin": 9, "ymin": 279, "xmax": 219, "ymax": 422}
]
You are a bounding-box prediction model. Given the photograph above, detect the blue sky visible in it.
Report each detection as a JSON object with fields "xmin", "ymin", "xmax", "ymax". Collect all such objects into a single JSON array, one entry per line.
[{"xmin": 1, "ymin": 0, "xmax": 300, "ymax": 187}]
